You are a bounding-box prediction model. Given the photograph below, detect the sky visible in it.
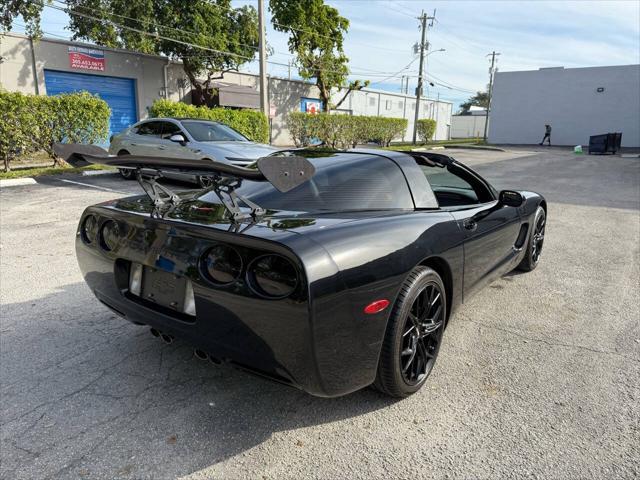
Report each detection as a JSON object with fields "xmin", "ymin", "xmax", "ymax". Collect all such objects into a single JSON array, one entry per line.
[{"xmin": 10, "ymin": 0, "xmax": 640, "ymax": 109}]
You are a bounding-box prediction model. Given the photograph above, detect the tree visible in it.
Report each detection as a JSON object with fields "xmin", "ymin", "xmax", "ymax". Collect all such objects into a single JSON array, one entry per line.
[
  {"xmin": 458, "ymin": 90, "xmax": 489, "ymax": 114},
  {"xmin": 333, "ymin": 79, "xmax": 370, "ymax": 111},
  {"xmin": 1, "ymin": 0, "xmax": 45, "ymax": 37},
  {"xmin": 270, "ymin": 0, "xmax": 364, "ymax": 113},
  {"xmin": 1, "ymin": 0, "xmax": 259, "ymax": 106}
]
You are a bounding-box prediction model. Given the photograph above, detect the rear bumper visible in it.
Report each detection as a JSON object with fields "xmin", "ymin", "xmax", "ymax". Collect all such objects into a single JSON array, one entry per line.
[
  {"xmin": 78, "ymin": 244, "xmax": 329, "ymax": 394},
  {"xmin": 76, "ymin": 230, "xmax": 382, "ymax": 397}
]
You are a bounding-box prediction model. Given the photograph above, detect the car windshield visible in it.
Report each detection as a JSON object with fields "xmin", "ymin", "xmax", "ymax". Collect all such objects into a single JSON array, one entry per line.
[
  {"xmin": 197, "ymin": 152, "xmax": 414, "ymax": 213},
  {"xmin": 181, "ymin": 120, "xmax": 248, "ymax": 142}
]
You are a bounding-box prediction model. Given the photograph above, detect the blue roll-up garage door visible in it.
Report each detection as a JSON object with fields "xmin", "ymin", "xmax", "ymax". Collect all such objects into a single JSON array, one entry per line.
[{"xmin": 44, "ymin": 70, "xmax": 137, "ymax": 140}]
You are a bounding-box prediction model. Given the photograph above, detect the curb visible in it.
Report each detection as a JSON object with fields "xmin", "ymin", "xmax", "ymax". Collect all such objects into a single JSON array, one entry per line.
[
  {"xmin": 0, "ymin": 178, "xmax": 37, "ymax": 187},
  {"xmin": 82, "ymin": 169, "xmax": 117, "ymax": 176},
  {"xmin": 443, "ymin": 145, "xmax": 506, "ymax": 152}
]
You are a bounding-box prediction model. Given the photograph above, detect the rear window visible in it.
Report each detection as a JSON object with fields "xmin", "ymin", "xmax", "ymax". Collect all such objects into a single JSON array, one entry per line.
[{"xmin": 198, "ymin": 153, "xmax": 414, "ymax": 212}]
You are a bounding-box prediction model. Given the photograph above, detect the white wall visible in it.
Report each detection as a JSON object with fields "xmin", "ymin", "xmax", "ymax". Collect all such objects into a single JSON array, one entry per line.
[
  {"xmin": 331, "ymin": 87, "xmax": 453, "ymax": 142},
  {"xmin": 489, "ymin": 65, "xmax": 640, "ymax": 147},
  {"xmin": 451, "ymin": 115, "xmax": 487, "ymax": 139}
]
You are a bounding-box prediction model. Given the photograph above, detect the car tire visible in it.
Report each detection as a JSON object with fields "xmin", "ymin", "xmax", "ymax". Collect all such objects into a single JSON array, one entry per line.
[
  {"xmin": 374, "ymin": 266, "xmax": 446, "ymax": 398},
  {"xmin": 197, "ymin": 160, "xmax": 214, "ymax": 188},
  {"xmin": 117, "ymin": 150, "xmax": 134, "ymax": 180},
  {"xmin": 517, "ymin": 206, "xmax": 546, "ymax": 272}
]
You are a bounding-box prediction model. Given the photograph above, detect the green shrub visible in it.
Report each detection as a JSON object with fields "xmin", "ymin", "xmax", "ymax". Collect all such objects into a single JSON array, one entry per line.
[
  {"xmin": 286, "ymin": 112, "xmax": 315, "ymax": 147},
  {"xmin": 0, "ymin": 90, "xmax": 110, "ymax": 171},
  {"xmin": 150, "ymin": 99, "xmax": 269, "ymax": 144},
  {"xmin": 416, "ymin": 118, "xmax": 437, "ymax": 144},
  {"xmin": 286, "ymin": 113, "xmax": 408, "ymax": 148}
]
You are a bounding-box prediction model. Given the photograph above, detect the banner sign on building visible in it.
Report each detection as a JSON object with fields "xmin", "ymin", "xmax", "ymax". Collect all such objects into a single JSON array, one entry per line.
[
  {"xmin": 300, "ymin": 97, "xmax": 322, "ymax": 115},
  {"xmin": 68, "ymin": 46, "xmax": 105, "ymax": 71}
]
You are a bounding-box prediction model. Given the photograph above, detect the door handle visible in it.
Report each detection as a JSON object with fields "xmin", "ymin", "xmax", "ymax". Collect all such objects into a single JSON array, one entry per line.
[
  {"xmin": 463, "ymin": 219, "xmax": 478, "ymax": 231},
  {"xmin": 158, "ymin": 146, "xmax": 167, "ymax": 150}
]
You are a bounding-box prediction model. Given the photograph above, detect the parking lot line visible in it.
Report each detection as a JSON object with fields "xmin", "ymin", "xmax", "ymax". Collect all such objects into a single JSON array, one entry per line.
[{"xmin": 59, "ymin": 178, "xmax": 126, "ymax": 193}]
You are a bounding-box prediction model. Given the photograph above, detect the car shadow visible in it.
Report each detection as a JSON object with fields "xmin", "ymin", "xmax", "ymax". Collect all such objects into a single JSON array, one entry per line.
[{"xmin": 1, "ymin": 282, "xmax": 397, "ymax": 479}]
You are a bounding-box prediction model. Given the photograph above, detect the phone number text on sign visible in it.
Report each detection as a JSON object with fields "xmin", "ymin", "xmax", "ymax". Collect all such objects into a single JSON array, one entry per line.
[{"xmin": 68, "ymin": 47, "xmax": 105, "ymax": 71}]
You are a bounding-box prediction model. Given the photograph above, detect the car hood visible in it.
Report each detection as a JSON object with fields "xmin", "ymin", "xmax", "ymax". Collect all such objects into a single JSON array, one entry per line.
[{"xmin": 196, "ymin": 141, "xmax": 279, "ymax": 160}]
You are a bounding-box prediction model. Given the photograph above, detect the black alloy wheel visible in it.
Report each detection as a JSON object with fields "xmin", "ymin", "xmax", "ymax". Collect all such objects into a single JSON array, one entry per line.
[
  {"xmin": 531, "ymin": 210, "xmax": 546, "ymax": 264},
  {"xmin": 400, "ymin": 282, "xmax": 445, "ymax": 386},
  {"xmin": 197, "ymin": 160, "xmax": 215, "ymax": 188},
  {"xmin": 197, "ymin": 175, "xmax": 214, "ymax": 188},
  {"xmin": 374, "ymin": 266, "xmax": 446, "ymax": 397},
  {"xmin": 117, "ymin": 150, "xmax": 135, "ymax": 180},
  {"xmin": 517, "ymin": 206, "xmax": 546, "ymax": 272}
]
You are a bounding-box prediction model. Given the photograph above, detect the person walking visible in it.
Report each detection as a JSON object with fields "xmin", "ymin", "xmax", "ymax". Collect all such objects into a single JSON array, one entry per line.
[{"xmin": 539, "ymin": 124, "xmax": 552, "ymax": 146}]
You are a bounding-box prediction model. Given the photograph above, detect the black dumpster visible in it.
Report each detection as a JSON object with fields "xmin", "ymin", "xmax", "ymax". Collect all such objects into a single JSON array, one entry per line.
[{"xmin": 589, "ymin": 132, "xmax": 622, "ymax": 154}]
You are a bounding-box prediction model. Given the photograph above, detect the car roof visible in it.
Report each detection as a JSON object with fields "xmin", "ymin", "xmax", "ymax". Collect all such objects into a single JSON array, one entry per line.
[
  {"xmin": 136, "ymin": 118, "xmax": 221, "ymax": 125},
  {"xmin": 277, "ymin": 149, "xmax": 439, "ymax": 209}
]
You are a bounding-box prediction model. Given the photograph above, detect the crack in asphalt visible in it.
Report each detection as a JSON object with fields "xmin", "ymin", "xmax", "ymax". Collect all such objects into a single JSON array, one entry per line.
[{"xmin": 459, "ymin": 316, "xmax": 640, "ymax": 363}]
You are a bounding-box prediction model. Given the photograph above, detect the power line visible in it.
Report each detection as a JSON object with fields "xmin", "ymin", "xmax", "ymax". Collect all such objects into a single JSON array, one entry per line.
[
  {"xmin": 369, "ymin": 57, "xmax": 418, "ymax": 86},
  {"xmin": 42, "ymin": 3, "xmax": 421, "ymax": 79},
  {"xmin": 425, "ymin": 72, "xmax": 477, "ymax": 94},
  {"xmin": 52, "ymin": 0, "xmax": 267, "ymax": 54},
  {"xmin": 48, "ymin": 0, "xmax": 413, "ymax": 76}
]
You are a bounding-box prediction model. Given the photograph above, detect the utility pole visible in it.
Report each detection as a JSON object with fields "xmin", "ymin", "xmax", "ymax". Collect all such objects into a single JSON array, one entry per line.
[
  {"xmin": 483, "ymin": 50, "xmax": 500, "ymax": 142},
  {"xmin": 287, "ymin": 59, "xmax": 292, "ymax": 81},
  {"xmin": 412, "ymin": 10, "xmax": 436, "ymax": 144},
  {"xmin": 257, "ymin": 0, "xmax": 268, "ymax": 116}
]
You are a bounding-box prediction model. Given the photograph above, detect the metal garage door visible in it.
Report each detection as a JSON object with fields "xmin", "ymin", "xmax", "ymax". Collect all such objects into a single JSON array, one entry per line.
[{"xmin": 44, "ymin": 70, "xmax": 137, "ymax": 140}]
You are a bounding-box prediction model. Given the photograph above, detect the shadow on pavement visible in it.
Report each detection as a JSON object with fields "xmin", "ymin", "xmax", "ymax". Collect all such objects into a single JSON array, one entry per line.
[{"xmin": 1, "ymin": 282, "xmax": 396, "ymax": 479}]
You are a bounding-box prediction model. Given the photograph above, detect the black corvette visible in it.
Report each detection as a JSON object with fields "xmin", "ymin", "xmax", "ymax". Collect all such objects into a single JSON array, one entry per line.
[{"xmin": 61, "ymin": 146, "xmax": 546, "ymax": 398}]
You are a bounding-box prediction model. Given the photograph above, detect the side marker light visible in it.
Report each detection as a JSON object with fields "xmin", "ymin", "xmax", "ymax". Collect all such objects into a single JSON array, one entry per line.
[{"xmin": 364, "ymin": 299, "xmax": 390, "ymax": 314}]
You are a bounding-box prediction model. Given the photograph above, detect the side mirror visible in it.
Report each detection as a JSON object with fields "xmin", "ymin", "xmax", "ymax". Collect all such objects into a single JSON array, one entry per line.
[
  {"xmin": 499, "ymin": 190, "xmax": 524, "ymax": 207},
  {"xmin": 169, "ymin": 134, "xmax": 186, "ymax": 144}
]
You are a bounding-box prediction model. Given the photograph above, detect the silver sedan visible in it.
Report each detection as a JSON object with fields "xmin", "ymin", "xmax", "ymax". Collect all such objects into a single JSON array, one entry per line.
[{"xmin": 109, "ymin": 118, "xmax": 278, "ymax": 186}]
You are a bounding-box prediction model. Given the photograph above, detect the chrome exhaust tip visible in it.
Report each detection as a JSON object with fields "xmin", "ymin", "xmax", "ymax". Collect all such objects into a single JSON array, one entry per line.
[
  {"xmin": 194, "ymin": 349, "xmax": 208, "ymax": 361},
  {"xmin": 150, "ymin": 328, "xmax": 161, "ymax": 338}
]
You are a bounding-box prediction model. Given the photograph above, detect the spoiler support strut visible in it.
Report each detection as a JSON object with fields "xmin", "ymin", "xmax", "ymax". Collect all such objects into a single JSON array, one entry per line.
[{"xmin": 52, "ymin": 143, "xmax": 315, "ymax": 222}]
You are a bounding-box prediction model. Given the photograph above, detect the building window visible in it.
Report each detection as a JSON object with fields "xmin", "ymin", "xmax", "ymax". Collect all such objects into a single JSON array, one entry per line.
[
  {"xmin": 369, "ymin": 97, "xmax": 376, "ymax": 106},
  {"xmin": 411, "ymin": 102, "xmax": 416, "ymax": 109},
  {"xmin": 385, "ymin": 100, "xmax": 392, "ymax": 110},
  {"xmin": 399, "ymin": 101, "xmax": 404, "ymax": 109}
]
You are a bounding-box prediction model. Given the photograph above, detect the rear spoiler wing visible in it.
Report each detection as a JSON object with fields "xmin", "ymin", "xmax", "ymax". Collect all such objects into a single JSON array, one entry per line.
[
  {"xmin": 54, "ymin": 143, "xmax": 315, "ymax": 222},
  {"xmin": 53, "ymin": 143, "xmax": 315, "ymax": 193}
]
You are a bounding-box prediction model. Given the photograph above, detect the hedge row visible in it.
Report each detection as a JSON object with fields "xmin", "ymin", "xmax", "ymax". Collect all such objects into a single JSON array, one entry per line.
[
  {"xmin": 416, "ymin": 119, "xmax": 437, "ymax": 143},
  {"xmin": 286, "ymin": 112, "xmax": 409, "ymax": 148},
  {"xmin": 0, "ymin": 91, "xmax": 110, "ymax": 171},
  {"xmin": 149, "ymin": 100, "xmax": 269, "ymax": 144}
]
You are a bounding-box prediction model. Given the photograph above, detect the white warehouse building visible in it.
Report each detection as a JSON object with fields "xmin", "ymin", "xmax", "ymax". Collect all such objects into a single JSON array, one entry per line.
[{"xmin": 488, "ymin": 64, "xmax": 640, "ymax": 148}]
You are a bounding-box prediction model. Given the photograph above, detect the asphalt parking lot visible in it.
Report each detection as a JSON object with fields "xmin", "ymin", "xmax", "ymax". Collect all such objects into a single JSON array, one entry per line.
[{"xmin": 1, "ymin": 147, "xmax": 638, "ymax": 479}]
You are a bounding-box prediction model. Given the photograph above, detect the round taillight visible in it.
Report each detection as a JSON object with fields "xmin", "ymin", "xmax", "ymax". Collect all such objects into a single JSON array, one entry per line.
[
  {"xmin": 247, "ymin": 254, "xmax": 298, "ymax": 299},
  {"xmin": 100, "ymin": 220, "xmax": 120, "ymax": 251},
  {"xmin": 81, "ymin": 215, "xmax": 97, "ymax": 244},
  {"xmin": 203, "ymin": 245, "xmax": 243, "ymax": 285}
]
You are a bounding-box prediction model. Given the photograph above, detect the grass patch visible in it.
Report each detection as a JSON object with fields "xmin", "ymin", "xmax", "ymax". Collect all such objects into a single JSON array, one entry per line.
[
  {"xmin": 385, "ymin": 138, "xmax": 487, "ymax": 151},
  {"xmin": 0, "ymin": 164, "xmax": 114, "ymax": 180}
]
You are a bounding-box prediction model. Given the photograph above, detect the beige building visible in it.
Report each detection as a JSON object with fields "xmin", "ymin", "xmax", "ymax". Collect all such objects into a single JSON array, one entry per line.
[{"xmin": 1, "ymin": 32, "xmax": 453, "ymax": 146}]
